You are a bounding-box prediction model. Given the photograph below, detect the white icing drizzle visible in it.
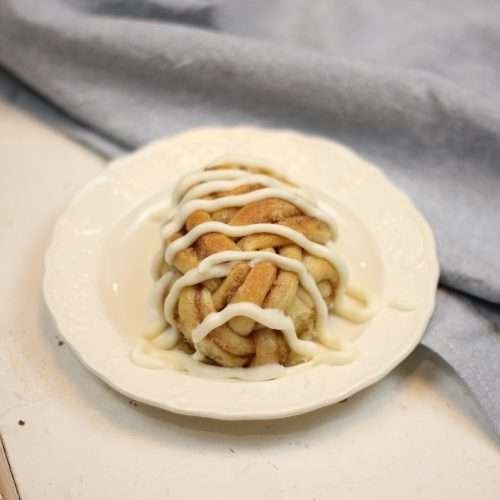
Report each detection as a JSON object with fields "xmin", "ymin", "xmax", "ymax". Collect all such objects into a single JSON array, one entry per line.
[
  {"xmin": 198, "ymin": 251, "xmax": 329, "ymax": 334},
  {"xmin": 163, "ymin": 263, "xmax": 232, "ymax": 323},
  {"xmin": 389, "ymin": 299, "xmax": 416, "ymax": 312},
  {"xmin": 180, "ymin": 174, "xmax": 289, "ymax": 202},
  {"xmin": 164, "ymin": 221, "xmax": 346, "ymax": 276},
  {"xmin": 150, "ymin": 249, "xmax": 166, "ymax": 279},
  {"xmin": 150, "ymin": 204, "xmax": 173, "ymax": 224},
  {"xmin": 151, "ymin": 271, "xmax": 174, "ymax": 315},
  {"xmin": 192, "ymin": 302, "xmax": 340, "ymax": 360},
  {"xmin": 335, "ymin": 285, "xmax": 379, "ymax": 324},
  {"xmin": 173, "ymin": 169, "xmax": 251, "ymax": 203},
  {"xmin": 160, "ymin": 250, "xmax": 345, "ymax": 346},
  {"xmin": 133, "ymin": 164, "xmax": 379, "ymax": 379},
  {"xmin": 154, "ymin": 171, "xmax": 259, "ymax": 224},
  {"xmin": 161, "ymin": 187, "xmax": 338, "ymax": 241}
]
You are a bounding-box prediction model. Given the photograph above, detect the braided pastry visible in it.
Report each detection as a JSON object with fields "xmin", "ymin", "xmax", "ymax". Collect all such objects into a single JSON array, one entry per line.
[{"xmin": 146, "ymin": 161, "xmax": 376, "ymax": 373}]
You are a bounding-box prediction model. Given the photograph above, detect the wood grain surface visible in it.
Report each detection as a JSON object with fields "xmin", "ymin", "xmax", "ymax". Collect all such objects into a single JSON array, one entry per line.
[{"xmin": 0, "ymin": 436, "xmax": 19, "ymax": 500}]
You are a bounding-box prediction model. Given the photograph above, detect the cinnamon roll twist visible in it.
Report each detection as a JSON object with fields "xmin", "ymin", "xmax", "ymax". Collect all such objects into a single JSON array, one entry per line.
[{"xmin": 152, "ymin": 162, "xmax": 368, "ymax": 368}]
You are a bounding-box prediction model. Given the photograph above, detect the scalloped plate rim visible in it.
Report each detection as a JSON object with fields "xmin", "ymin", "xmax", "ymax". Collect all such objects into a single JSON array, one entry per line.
[{"xmin": 43, "ymin": 126, "xmax": 439, "ymax": 420}]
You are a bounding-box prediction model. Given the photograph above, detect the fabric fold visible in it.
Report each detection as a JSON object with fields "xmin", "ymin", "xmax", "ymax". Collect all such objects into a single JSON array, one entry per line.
[{"xmin": 1, "ymin": 0, "xmax": 498, "ymax": 436}]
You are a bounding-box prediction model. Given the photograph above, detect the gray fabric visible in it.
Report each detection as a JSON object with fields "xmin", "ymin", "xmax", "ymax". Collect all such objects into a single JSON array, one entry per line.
[{"xmin": 0, "ymin": 0, "xmax": 498, "ymax": 437}]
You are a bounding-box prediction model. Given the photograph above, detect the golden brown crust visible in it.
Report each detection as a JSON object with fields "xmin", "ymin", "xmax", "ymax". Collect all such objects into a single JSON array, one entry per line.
[
  {"xmin": 186, "ymin": 210, "xmax": 239, "ymax": 259},
  {"xmin": 303, "ymin": 255, "xmax": 339, "ymax": 300},
  {"xmin": 167, "ymin": 233, "xmax": 200, "ymax": 273},
  {"xmin": 198, "ymin": 338, "xmax": 251, "ymax": 367},
  {"xmin": 278, "ymin": 215, "xmax": 332, "ymax": 243},
  {"xmin": 286, "ymin": 296, "xmax": 314, "ymax": 338},
  {"xmin": 176, "ymin": 286, "xmax": 200, "ymax": 342},
  {"xmin": 264, "ymin": 245, "xmax": 302, "ymax": 311},
  {"xmin": 230, "ymin": 198, "xmax": 300, "ymax": 225},
  {"xmin": 251, "ymin": 328, "xmax": 289, "ymax": 366},
  {"xmin": 207, "ymin": 326, "xmax": 256, "ymax": 356},
  {"xmin": 211, "ymin": 183, "xmax": 262, "ymax": 198},
  {"xmin": 212, "ymin": 262, "xmax": 251, "ymax": 310},
  {"xmin": 229, "ymin": 261, "xmax": 277, "ymax": 335},
  {"xmin": 211, "ymin": 207, "xmax": 239, "ymax": 223},
  {"xmin": 237, "ymin": 233, "xmax": 291, "ymax": 251}
]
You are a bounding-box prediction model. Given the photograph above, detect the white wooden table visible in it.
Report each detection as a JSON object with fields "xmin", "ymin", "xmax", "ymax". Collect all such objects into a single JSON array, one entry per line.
[{"xmin": 1, "ymin": 100, "xmax": 499, "ymax": 500}]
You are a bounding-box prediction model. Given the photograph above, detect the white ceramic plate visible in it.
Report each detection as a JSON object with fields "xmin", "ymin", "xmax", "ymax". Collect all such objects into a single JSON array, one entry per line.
[{"xmin": 44, "ymin": 127, "xmax": 438, "ymax": 420}]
